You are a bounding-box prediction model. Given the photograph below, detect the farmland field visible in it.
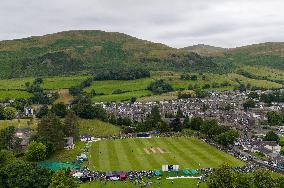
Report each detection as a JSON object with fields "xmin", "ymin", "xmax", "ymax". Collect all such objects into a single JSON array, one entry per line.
[
  {"xmin": 0, "ymin": 90, "xmax": 33, "ymax": 100},
  {"xmin": 92, "ymin": 90, "xmax": 152, "ymax": 102},
  {"xmin": 0, "ymin": 119, "xmax": 37, "ymax": 130},
  {"xmin": 84, "ymin": 71, "xmax": 284, "ymax": 102},
  {"xmin": 88, "ymin": 137, "xmax": 244, "ymax": 171},
  {"xmin": 41, "ymin": 76, "xmax": 89, "ymax": 89},
  {"xmin": 227, "ymin": 73, "xmax": 282, "ymax": 89},
  {"xmin": 0, "ymin": 77, "xmax": 33, "ymax": 90},
  {"xmin": 84, "ymin": 78, "xmax": 154, "ymax": 94}
]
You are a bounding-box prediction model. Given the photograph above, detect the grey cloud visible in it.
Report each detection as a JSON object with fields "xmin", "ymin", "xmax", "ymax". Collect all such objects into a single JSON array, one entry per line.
[{"xmin": 0, "ymin": 0, "xmax": 283, "ymax": 48}]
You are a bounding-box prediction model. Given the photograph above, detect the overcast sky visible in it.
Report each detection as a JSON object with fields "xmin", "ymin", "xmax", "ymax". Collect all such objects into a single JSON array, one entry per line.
[{"xmin": 1, "ymin": 0, "xmax": 284, "ymax": 48}]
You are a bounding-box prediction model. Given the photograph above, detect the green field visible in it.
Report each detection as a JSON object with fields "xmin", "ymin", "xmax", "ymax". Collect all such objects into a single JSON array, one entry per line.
[
  {"xmin": 88, "ymin": 137, "xmax": 244, "ymax": 171},
  {"xmin": 79, "ymin": 119, "xmax": 121, "ymax": 137},
  {"xmin": 41, "ymin": 76, "xmax": 89, "ymax": 89},
  {"xmin": 0, "ymin": 90, "xmax": 33, "ymax": 100},
  {"xmin": 0, "ymin": 77, "xmax": 33, "ymax": 90},
  {"xmin": 92, "ymin": 90, "xmax": 152, "ymax": 102},
  {"xmin": 0, "ymin": 118, "xmax": 120, "ymax": 138},
  {"xmin": 0, "ymin": 70, "xmax": 282, "ymax": 102},
  {"xmin": 0, "ymin": 119, "xmax": 37, "ymax": 130},
  {"xmin": 85, "ymin": 78, "xmax": 154, "ymax": 94},
  {"xmin": 228, "ymin": 73, "xmax": 282, "ymax": 89},
  {"xmin": 82, "ymin": 71, "xmax": 284, "ymax": 102},
  {"xmin": 49, "ymin": 141, "xmax": 85, "ymax": 162}
]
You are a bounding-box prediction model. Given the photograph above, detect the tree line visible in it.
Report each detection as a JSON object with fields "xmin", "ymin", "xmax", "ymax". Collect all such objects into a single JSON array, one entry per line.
[
  {"xmin": 207, "ymin": 164, "xmax": 284, "ymax": 188},
  {"xmin": 94, "ymin": 67, "xmax": 150, "ymax": 81},
  {"xmin": 26, "ymin": 78, "xmax": 59, "ymax": 105}
]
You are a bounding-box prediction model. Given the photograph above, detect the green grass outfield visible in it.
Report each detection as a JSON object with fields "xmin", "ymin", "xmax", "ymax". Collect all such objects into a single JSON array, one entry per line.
[{"xmin": 88, "ymin": 137, "xmax": 244, "ymax": 171}]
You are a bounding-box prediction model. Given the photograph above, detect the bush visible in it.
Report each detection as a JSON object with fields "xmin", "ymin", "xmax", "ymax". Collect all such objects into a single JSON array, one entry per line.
[
  {"xmin": 51, "ymin": 103, "xmax": 67, "ymax": 118},
  {"xmin": 3, "ymin": 107, "xmax": 16, "ymax": 120},
  {"xmin": 147, "ymin": 80, "xmax": 173, "ymax": 94},
  {"xmin": 25, "ymin": 141, "xmax": 47, "ymax": 161},
  {"xmin": 94, "ymin": 67, "xmax": 150, "ymax": 80}
]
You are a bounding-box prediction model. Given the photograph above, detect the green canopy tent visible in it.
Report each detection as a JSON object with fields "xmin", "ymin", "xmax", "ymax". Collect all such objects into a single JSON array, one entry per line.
[
  {"xmin": 38, "ymin": 161, "xmax": 80, "ymax": 171},
  {"xmin": 154, "ymin": 170, "xmax": 162, "ymax": 176},
  {"xmin": 191, "ymin": 169, "xmax": 199, "ymax": 175},
  {"xmin": 183, "ymin": 169, "xmax": 190, "ymax": 176}
]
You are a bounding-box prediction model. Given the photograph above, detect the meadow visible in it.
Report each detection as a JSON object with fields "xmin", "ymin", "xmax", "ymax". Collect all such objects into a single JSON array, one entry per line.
[
  {"xmin": 49, "ymin": 141, "xmax": 85, "ymax": 162},
  {"xmin": 84, "ymin": 78, "xmax": 154, "ymax": 94},
  {"xmin": 88, "ymin": 137, "xmax": 244, "ymax": 171},
  {"xmin": 79, "ymin": 119, "xmax": 121, "ymax": 137},
  {"xmin": 0, "ymin": 77, "xmax": 33, "ymax": 90},
  {"xmin": 0, "ymin": 90, "xmax": 33, "ymax": 100},
  {"xmin": 41, "ymin": 75, "xmax": 89, "ymax": 89},
  {"xmin": 0, "ymin": 119, "xmax": 37, "ymax": 130},
  {"xmin": 228, "ymin": 73, "xmax": 282, "ymax": 89},
  {"xmin": 0, "ymin": 118, "xmax": 121, "ymax": 138},
  {"xmin": 0, "ymin": 70, "xmax": 282, "ymax": 101},
  {"xmin": 92, "ymin": 90, "xmax": 152, "ymax": 103},
  {"xmin": 84, "ymin": 71, "xmax": 283, "ymax": 102}
]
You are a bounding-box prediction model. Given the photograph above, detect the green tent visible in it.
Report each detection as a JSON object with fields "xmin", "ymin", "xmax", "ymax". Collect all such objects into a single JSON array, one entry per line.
[
  {"xmin": 183, "ymin": 169, "xmax": 190, "ymax": 176},
  {"xmin": 191, "ymin": 169, "xmax": 199, "ymax": 175},
  {"xmin": 154, "ymin": 170, "xmax": 162, "ymax": 176},
  {"xmin": 38, "ymin": 161, "xmax": 80, "ymax": 171}
]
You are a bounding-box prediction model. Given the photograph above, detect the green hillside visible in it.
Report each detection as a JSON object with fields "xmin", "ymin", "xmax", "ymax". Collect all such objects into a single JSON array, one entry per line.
[
  {"xmin": 0, "ymin": 31, "xmax": 283, "ymax": 102},
  {"xmin": 0, "ymin": 30, "xmax": 217, "ymax": 79},
  {"xmin": 181, "ymin": 44, "xmax": 226, "ymax": 56},
  {"xmin": 185, "ymin": 42, "xmax": 284, "ymax": 71}
]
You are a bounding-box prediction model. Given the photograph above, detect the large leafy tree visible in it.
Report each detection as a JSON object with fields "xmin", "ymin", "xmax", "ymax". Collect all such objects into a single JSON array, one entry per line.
[
  {"xmin": 0, "ymin": 159, "xmax": 53, "ymax": 188},
  {"xmin": 0, "ymin": 150, "xmax": 15, "ymax": 166},
  {"xmin": 253, "ymin": 169, "xmax": 276, "ymax": 188},
  {"xmin": 183, "ymin": 116, "xmax": 190, "ymax": 128},
  {"xmin": 216, "ymin": 130, "xmax": 239, "ymax": 147},
  {"xmin": 0, "ymin": 126, "xmax": 21, "ymax": 152},
  {"xmin": 267, "ymin": 111, "xmax": 282, "ymax": 126},
  {"xmin": 0, "ymin": 105, "xmax": 5, "ymax": 120},
  {"xmin": 77, "ymin": 104, "xmax": 97, "ymax": 119},
  {"xmin": 243, "ymin": 99, "xmax": 256, "ymax": 110},
  {"xmin": 48, "ymin": 169, "xmax": 78, "ymax": 188},
  {"xmin": 51, "ymin": 103, "xmax": 67, "ymax": 118},
  {"xmin": 25, "ymin": 141, "xmax": 47, "ymax": 161},
  {"xmin": 234, "ymin": 173, "xmax": 252, "ymax": 188},
  {"xmin": 63, "ymin": 111, "xmax": 80, "ymax": 140},
  {"xmin": 200, "ymin": 119, "xmax": 222, "ymax": 139},
  {"xmin": 147, "ymin": 80, "xmax": 173, "ymax": 94},
  {"xmin": 169, "ymin": 118, "xmax": 183, "ymax": 132},
  {"xmin": 207, "ymin": 164, "xmax": 236, "ymax": 188},
  {"xmin": 36, "ymin": 105, "xmax": 49, "ymax": 118},
  {"xmin": 190, "ymin": 117, "xmax": 203, "ymax": 131},
  {"xmin": 143, "ymin": 106, "xmax": 163, "ymax": 131},
  {"xmin": 37, "ymin": 113, "xmax": 65, "ymax": 151},
  {"xmin": 264, "ymin": 131, "xmax": 280, "ymax": 142},
  {"xmin": 3, "ymin": 107, "xmax": 16, "ymax": 120}
]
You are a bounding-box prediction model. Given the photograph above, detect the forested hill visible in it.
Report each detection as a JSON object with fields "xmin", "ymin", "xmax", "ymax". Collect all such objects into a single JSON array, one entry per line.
[
  {"xmin": 181, "ymin": 44, "xmax": 226, "ymax": 56},
  {"xmin": 184, "ymin": 42, "xmax": 284, "ymax": 71},
  {"xmin": 0, "ymin": 30, "xmax": 215, "ymax": 79},
  {"xmin": 0, "ymin": 30, "xmax": 283, "ymax": 79}
]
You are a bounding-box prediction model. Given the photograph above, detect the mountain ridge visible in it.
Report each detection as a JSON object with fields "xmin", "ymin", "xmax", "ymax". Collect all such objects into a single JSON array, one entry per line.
[{"xmin": 0, "ymin": 30, "xmax": 283, "ymax": 79}]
